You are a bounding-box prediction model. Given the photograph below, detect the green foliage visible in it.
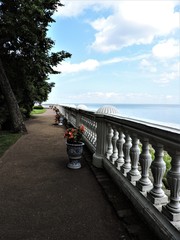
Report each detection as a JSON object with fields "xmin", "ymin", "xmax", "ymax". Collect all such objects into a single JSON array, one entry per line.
[
  {"xmin": 0, "ymin": 0, "xmax": 71, "ymax": 129},
  {"xmin": 139, "ymin": 144, "xmax": 171, "ymax": 188},
  {"xmin": 33, "ymin": 105, "xmax": 44, "ymax": 110},
  {"xmin": 0, "ymin": 131, "xmax": 22, "ymax": 157},
  {"xmin": 31, "ymin": 105, "xmax": 46, "ymax": 114},
  {"xmin": 31, "ymin": 108, "xmax": 46, "ymax": 115},
  {"xmin": 149, "ymin": 146, "xmax": 155, "ymax": 160},
  {"xmin": 163, "ymin": 151, "xmax": 171, "ymax": 174}
]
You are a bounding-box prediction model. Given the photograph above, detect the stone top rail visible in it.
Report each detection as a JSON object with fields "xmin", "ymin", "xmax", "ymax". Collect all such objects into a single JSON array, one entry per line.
[{"xmin": 56, "ymin": 104, "xmax": 180, "ymax": 240}]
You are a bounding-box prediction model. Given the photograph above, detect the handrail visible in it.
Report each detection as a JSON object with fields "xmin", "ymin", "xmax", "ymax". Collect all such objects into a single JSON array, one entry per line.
[{"xmin": 57, "ymin": 104, "xmax": 180, "ymax": 240}]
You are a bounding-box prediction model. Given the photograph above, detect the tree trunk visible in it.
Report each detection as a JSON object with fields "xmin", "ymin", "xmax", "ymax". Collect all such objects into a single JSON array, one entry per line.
[{"xmin": 0, "ymin": 58, "xmax": 27, "ymax": 133}]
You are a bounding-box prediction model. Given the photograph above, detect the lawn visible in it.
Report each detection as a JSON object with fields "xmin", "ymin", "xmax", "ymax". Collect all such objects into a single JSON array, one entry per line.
[
  {"xmin": 0, "ymin": 107, "xmax": 46, "ymax": 158},
  {"xmin": 30, "ymin": 108, "xmax": 46, "ymax": 115},
  {"xmin": 0, "ymin": 132, "xmax": 22, "ymax": 157}
]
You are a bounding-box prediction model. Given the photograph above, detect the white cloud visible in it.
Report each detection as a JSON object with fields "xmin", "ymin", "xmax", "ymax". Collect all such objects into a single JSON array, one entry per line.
[
  {"xmin": 140, "ymin": 59, "xmax": 157, "ymax": 73},
  {"xmin": 54, "ymin": 59, "xmax": 100, "ymax": 73},
  {"xmin": 55, "ymin": 1, "xmax": 87, "ymax": 17},
  {"xmin": 152, "ymin": 39, "xmax": 179, "ymax": 59},
  {"xmin": 139, "ymin": 39, "xmax": 179, "ymax": 79},
  {"xmin": 101, "ymin": 57, "xmax": 123, "ymax": 65},
  {"xmin": 56, "ymin": 0, "xmax": 116, "ymax": 17},
  {"xmin": 86, "ymin": 92, "xmax": 120, "ymax": 99},
  {"xmin": 154, "ymin": 71, "xmax": 179, "ymax": 84},
  {"xmin": 56, "ymin": 1, "xmax": 179, "ymax": 53},
  {"xmin": 120, "ymin": 1, "xmax": 179, "ymax": 35},
  {"xmin": 63, "ymin": 91, "xmax": 178, "ymax": 104},
  {"xmin": 65, "ymin": 91, "xmax": 124, "ymax": 102},
  {"xmin": 90, "ymin": 1, "xmax": 179, "ymax": 52},
  {"xmin": 171, "ymin": 61, "xmax": 180, "ymax": 73},
  {"xmin": 54, "ymin": 54, "xmax": 150, "ymax": 74}
]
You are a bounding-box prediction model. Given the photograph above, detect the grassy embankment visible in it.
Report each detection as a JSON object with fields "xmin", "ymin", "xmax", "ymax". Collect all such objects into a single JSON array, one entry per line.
[
  {"xmin": 0, "ymin": 106, "xmax": 46, "ymax": 157},
  {"xmin": 0, "ymin": 132, "xmax": 22, "ymax": 157}
]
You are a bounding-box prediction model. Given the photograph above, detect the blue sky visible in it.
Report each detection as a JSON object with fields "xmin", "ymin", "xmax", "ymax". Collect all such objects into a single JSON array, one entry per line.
[{"xmin": 46, "ymin": 0, "xmax": 180, "ymax": 105}]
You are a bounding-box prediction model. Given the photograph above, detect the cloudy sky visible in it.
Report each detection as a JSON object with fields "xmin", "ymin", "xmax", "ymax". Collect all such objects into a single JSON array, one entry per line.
[{"xmin": 46, "ymin": 0, "xmax": 180, "ymax": 105}]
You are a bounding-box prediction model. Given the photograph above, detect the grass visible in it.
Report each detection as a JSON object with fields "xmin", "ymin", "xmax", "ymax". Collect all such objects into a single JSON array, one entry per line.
[
  {"xmin": 0, "ymin": 132, "xmax": 22, "ymax": 157},
  {"xmin": 30, "ymin": 108, "xmax": 46, "ymax": 115},
  {"xmin": 0, "ymin": 121, "xmax": 172, "ymax": 190},
  {"xmin": 0, "ymin": 107, "xmax": 46, "ymax": 157}
]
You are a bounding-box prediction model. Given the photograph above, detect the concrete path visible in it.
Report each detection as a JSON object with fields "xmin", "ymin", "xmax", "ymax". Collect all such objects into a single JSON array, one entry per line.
[{"xmin": 0, "ymin": 109, "xmax": 159, "ymax": 240}]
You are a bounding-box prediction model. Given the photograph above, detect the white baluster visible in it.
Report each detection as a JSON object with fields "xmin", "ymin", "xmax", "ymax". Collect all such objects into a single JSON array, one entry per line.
[
  {"xmin": 115, "ymin": 128, "xmax": 125, "ymax": 170},
  {"xmin": 87, "ymin": 119, "xmax": 91, "ymax": 140},
  {"xmin": 105, "ymin": 124, "xmax": 113, "ymax": 160},
  {"xmin": 121, "ymin": 132, "xmax": 132, "ymax": 176},
  {"xmin": 83, "ymin": 118, "xmax": 89, "ymax": 138},
  {"xmin": 127, "ymin": 134, "xmax": 141, "ymax": 185},
  {"xmin": 136, "ymin": 139, "xmax": 153, "ymax": 195},
  {"xmin": 147, "ymin": 144, "xmax": 168, "ymax": 209},
  {"xmin": 110, "ymin": 126, "xmax": 118, "ymax": 164},
  {"xmin": 162, "ymin": 151, "xmax": 180, "ymax": 223},
  {"xmin": 92, "ymin": 121, "xmax": 96, "ymax": 145},
  {"xmin": 89, "ymin": 119, "xmax": 93, "ymax": 142}
]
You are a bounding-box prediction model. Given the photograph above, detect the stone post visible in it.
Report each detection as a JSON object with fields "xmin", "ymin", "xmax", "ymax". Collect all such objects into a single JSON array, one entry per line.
[
  {"xmin": 92, "ymin": 105, "xmax": 119, "ymax": 168},
  {"xmin": 92, "ymin": 114, "xmax": 107, "ymax": 168}
]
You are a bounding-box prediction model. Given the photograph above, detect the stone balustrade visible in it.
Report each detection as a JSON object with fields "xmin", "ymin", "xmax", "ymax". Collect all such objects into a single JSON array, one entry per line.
[{"xmin": 57, "ymin": 104, "xmax": 180, "ymax": 240}]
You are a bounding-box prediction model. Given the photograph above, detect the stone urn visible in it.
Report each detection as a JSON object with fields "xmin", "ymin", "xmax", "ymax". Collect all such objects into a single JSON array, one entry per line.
[{"xmin": 66, "ymin": 142, "xmax": 84, "ymax": 169}]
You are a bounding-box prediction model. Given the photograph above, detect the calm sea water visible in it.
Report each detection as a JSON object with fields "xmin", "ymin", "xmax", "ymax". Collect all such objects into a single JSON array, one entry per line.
[
  {"xmin": 45, "ymin": 103, "xmax": 180, "ymax": 128},
  {"xmin": 80, "ymin": 104, "xmax": 180, "ymax": 128}
]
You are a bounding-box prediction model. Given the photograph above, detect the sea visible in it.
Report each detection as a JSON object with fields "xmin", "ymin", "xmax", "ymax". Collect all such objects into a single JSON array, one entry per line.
[
  {"xmin": 78, "ymin": 103, "xmax": 180, "ymax": 129},
  {"xmin": 45, "ymin": 103, "xmax": 180, "ymax": 129}
]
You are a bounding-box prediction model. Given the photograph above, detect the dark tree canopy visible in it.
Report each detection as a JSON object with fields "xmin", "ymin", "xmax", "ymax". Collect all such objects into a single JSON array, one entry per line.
[{"xmin": 0, "ymin": 0, "xmax": 71, "ymax": 131}]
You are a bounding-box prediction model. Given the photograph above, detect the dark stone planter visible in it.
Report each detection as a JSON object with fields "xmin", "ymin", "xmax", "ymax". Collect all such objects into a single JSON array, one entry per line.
[{"xmin": 66, "ymin": 142, "xmax": 84, "ymax": 169}]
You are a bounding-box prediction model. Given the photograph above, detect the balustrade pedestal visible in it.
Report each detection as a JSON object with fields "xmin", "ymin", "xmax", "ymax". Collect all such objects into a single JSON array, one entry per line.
[{"xmin": 136, "ymin": 181, "xmax": 153, "ymax": 196}]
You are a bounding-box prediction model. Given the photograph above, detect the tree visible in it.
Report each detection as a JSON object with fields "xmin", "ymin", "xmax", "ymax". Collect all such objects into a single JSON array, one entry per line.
[
  {"xmin": 0, "ymin": 0, "xmax": 71, "ymax": 131},
  {"xmin": 0, "ymin": 58, "xmax": 27, "ymax": 132}
]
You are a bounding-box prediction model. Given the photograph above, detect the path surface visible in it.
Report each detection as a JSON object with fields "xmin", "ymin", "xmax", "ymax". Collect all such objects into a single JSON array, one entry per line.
[{"xmin": 0, "ymin": 109, "xmax": 159, "ymax": 240}]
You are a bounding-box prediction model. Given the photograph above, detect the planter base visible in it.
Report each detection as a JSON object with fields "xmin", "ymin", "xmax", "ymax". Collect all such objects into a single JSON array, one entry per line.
[{"xmin": 67, "ymin": 160, "xmax": 81, "ymax": 169}]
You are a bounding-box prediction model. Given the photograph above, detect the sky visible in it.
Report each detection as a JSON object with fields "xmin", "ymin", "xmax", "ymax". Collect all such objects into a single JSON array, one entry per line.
[{"xmin": 46, "ymin": 0, "xmax": 180, "ymax": 105}]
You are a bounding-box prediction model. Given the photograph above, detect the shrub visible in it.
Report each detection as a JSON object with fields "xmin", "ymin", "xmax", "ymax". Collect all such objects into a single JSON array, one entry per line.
[{"xmin": 33, "ymin": 105, "xmax": 44, "ymax": 110}]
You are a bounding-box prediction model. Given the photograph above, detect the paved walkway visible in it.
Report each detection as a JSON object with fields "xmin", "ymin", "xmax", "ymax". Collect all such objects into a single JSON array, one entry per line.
[{"xmin": 0, "ymin": 109, "xmax": 159, "ymax": 240}]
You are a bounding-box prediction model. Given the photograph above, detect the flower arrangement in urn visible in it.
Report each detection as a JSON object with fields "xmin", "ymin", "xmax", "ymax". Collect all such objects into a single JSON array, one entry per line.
[
  {"xmin": 64, "ymin": 124, "xmax": 85, "ymax": 144},
  {"xmin": 64, "ymin": 124, "xmax": 85, "ymax": 169}
]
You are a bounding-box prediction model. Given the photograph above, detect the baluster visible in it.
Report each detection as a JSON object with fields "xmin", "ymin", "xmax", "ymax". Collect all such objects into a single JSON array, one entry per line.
[
  {"xmin": 91, "ymin": 121, "xmax": 95, "ymax": 145},
  {"xmin": 110, "ymin": 126, "xmax": 118, "ymax": 164},
  {"xmin": 105, "ymin": 124, "xmax": 113, "ymax": 160},
  {"xmin": 116, "ymin": 128, "xmax": 125, "ymax": 170},
  {"xmin": 86, "ymin": 119, "xmax": 90, "ymax": 140},
  {"xmin": 83, "ymin": 118, "xmax": 88, "ymax": 138},
  {"xmin": 88, "ymin": 119, "xmax": 92, "ymax": 141},
  {"xmin": 162, "ymin": 151, "xmax": 180, "ymax": 222},
  {"xmin": 121, "ymin": 132, "xmax": 132, "ymax": 176},
  {"xmin": 147, "ymin": 144, "xmax": 168, "ymax": 209},
  {"xmin": 91, "ymin": 121, "xmax": 97, "ymax": 148},
  {"xmin": 127, "ymin": 134, "xmax": 141, "ymax": 185},
  {"xmin": 92, "ymin": 122, "xmax": 97, "ymax": 145},
  {"xmin": 89, "ymin": 119, "xmax": 94, "ymax": 143},
  {"xmin": 136, "ymin": 138, "xmax": 153, "ymax": 195}
]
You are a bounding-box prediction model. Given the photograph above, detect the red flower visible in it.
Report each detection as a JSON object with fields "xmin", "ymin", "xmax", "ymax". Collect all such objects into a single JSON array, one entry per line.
[
  {"xmin": 79, "ymin": 125, "xmax": 85, "ymax": 133},
  {"xmin": 64, "ymin": 124, "xmax": 85, "ymax": 143}
]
